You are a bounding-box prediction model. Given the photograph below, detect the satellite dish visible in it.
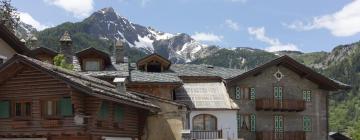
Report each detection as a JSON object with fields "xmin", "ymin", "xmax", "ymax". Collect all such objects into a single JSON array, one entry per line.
[{"xmin": 74, "ymin": 114, "xmax": 85, "ymax": 125}]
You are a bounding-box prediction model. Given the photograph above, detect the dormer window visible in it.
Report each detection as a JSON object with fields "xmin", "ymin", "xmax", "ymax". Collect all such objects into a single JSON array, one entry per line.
[
  {"xmin": 76, "ymin": 48, "xmax": 111, "ymax": 72},
  {"xmin": 147, "ymin": 61, "xmax": 162, "ymax": 72},
  {"xmin": 85, "ymin": 60, "xmax": 101, "ymax": 71},
  {"xmin": 137, "ymin": 54, "xmax": 171, "ymax": 72}
]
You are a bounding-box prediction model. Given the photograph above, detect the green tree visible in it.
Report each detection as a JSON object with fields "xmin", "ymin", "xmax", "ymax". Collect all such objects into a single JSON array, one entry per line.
[
  {"xmin": 53, "ymin": 54, "xmax": 74, "ymax": 70},
  {"xmin": 0, "ymin": 0, "xmax": 19, "ymax": 31}
]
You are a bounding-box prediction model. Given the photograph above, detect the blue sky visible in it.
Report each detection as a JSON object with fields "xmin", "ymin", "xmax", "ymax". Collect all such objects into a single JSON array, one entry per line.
[{"xmin": 13, "ymin": 0, "xmax": 360, "ymax": 52}]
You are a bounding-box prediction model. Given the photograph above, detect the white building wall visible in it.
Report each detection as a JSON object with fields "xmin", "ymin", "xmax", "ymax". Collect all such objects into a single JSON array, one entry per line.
[{"xmin": 190, "ymin": 110, "xmax": 238, "ymax": 140}]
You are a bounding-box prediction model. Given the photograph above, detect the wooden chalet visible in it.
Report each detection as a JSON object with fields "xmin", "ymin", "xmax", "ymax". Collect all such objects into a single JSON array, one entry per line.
[
  {"xmin": 30, "ymin": 47, "xmax": 58, "ymax": 64},
  {"xmin": 0, "ymin": 54, "xmax": 159, "ymax": 140}
]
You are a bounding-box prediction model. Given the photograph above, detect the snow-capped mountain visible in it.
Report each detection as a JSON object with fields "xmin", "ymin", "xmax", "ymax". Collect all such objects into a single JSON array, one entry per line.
[{"xmin": 79, "ymin": 7, "xmax": 210, "ymax": 62}]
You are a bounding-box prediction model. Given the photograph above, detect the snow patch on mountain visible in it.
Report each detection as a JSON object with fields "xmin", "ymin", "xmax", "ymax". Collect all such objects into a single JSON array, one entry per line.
[{"xmin": 134, "ymin": 35, "xmax": 154, "ymax": 52}]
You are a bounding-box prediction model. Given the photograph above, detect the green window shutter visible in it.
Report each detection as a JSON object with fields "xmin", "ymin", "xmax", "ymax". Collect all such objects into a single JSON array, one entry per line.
[
  {"xmin": 250, "ymin": 114, "xmax": 256, "ymax": 132},
  {"xmin": 60, "ymin": 97, "xmax": 73, "ymax": 116},
  {"xmin": 279, "ymin": 116, "xmax": 283, "ymax": 132},
  {"xmin": 250, "ymin": 88, "xmax": 256, "ymax": 100},
  {"xmin": 274, "ymin": 87, "xmax": 278, "ymax": 98},
  {"xmin": 114, "ymin": 105, "xmax": 124, "ymax": 122},
  {"xmin": 307, "ymin": 91, "xmax": 311, "ymax": 102},
  {"xmin": 303, "ymin": 116, "xmax": 312, "ymax": 131},
  {"xmin": 0, "ymin": 101, "xmax": 10, "ymax": 118},
  {"xmin": 235, "ymin": 86, "xmax": 241, "ymax": 100},
  {"xmin": 98, "ymin": 101, "xmax": 109, "ymax": 119},
  {"xmin": 278, "ymin": 87, "xmax": 283, "ymax": 99},
  {"xmin": 303, "ymin": 91, "xmax": 307, "ymax": 101}
]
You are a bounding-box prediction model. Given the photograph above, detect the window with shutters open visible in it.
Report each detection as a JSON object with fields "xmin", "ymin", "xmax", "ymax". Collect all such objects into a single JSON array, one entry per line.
[
  {"xmin": 237, "ymin": 112, "xmax": 256, "ymax": 135},
  {"xmin": 0, "ymin": 101, "xmax": 10, "ymax": 119},
  {"xmin": 303, "ymin": 116, "xmax": 312, "ymax": 131},
  {"xmin": 13, "ymin": 100, "xmax": 32, "ymax": 120},
  {"xmin": 42, "ymin": 97, "xmax": 73, "ymax": 119},
  {"xmin": 235, "ymin": 87, "xmax": 255, "ymax": 100}
]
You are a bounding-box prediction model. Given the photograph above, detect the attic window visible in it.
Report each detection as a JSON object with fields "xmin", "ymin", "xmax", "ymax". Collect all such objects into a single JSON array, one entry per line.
[
  {"xmin": 85, "ymin": 60, "xmax": 100, "ymax": 71},
  {"xmin": 146, "ymin": 61, "xmax": 162, "ymax": 72}
]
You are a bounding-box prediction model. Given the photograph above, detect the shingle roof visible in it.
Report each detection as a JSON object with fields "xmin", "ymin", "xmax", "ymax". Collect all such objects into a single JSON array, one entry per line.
[
  {"xmin": 2, "ymin": 54, "xmax": 159, "ymax": 111},
  {"xmin": 170, "ymin": 64, "xmax": 245, "ymax": 79},
  {"xmin": 130, "ymin": 70, "xmax": 182, "ymax": 83}
]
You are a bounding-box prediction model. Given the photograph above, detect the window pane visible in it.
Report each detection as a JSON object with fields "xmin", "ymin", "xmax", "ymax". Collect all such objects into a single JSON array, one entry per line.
[
  {"xmin": 25, "ymin": 102, "xmax": 31, "ymax": 116},
  {"xmin": 0, "ymin": 101, "xmax": 10, "ymax": 118},
  {"xmin": 193, "ymin": 115, "xmax": 204, "ymax": 130},
  {"xmin": 15, "ymin": 103, "xmax": 22, "ymax": 116},
  {"xmin": 47, "ymin": 101, "xmax": 53, "ymax": 116},
  {"xmin": 85, "ymin": 60, "xmax": 100, "ymax": 71},
  {"xmin": 204, "ymin": 115, "xmax": 216, "ymax": 130}
]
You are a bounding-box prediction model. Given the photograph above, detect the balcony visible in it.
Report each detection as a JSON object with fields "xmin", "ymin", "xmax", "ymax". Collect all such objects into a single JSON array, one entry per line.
[
  {"xmin": 190, "ymin": 130, "xmax": 223, "ymax": 139},
  {"xmin": 256, "ymin": 131, "xmax": 305, "ymax": 140},
  {"xmin": 256, "ymin": 98, "xmax": 305, "ymax": 112}
]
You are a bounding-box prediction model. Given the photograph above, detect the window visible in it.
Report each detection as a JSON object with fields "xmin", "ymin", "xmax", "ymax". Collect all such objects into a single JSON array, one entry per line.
[
  {"xmin": 42, "ymin": 97, "xmax": 73, "ymax": 118},
  {"xmin": 0, "ymin": 101, "xmax": 10, "ymax": 118},
  {"xmin": 13, "ymin": 101, "xmax": 32, "ymax": 119},
  {"xmin": 146, "ymin": 61, "xmax": 162, "ymax": 72},
  {"xmin": 193, "ymin": 114, "xmax": 217, "ymax": 131},
  {"xmin": 98, "ymin": 101, "xmax": 109, "ymax": 120},
  {"xmin": 235, "ymin": 87, "xmax": 255, "ymax": 100},
  {"xmin": 114, "ymin": 104, "xmax": 124, "ymax": 122},
  {"xmin": 0, "ymin": 58, "xmax": 3, "ymax": 65},
  {"xmin": 274, "ymin": 115, "xmax": 283, "ymax": 132},
  {"xmin": 303, "ymin": 90, "xmax": 311, "ymax": 102},
  {"xmin": 303, "ymin": 116, "xmax": 312, "ymax": 131},
  {"xmin": 274, "ymin": 86, "xmax": 283, "ymax": 100},
  {"xmin": 85, "ymin": 60, "xmax": 100, "ymax": 71},
  {"xmin": 237, "ymin": 113, "xmax": 256, "ymax": 133}
]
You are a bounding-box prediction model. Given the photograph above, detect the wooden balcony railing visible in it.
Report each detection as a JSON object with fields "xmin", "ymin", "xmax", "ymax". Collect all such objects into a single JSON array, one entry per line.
[
  {"xmin": 256, "ymin": 98, "xmax": 305, "ymax": 112},
  {"xmin": 191, "ymin": 130, "xmax": 223, "ymax": 139},
  {"xmin": 256, "ymin": 131, "xmax": 306, "ymax": 140}
]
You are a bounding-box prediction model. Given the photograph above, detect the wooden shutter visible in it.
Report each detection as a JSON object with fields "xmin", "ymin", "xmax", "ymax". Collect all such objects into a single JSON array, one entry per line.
[
  {"xmin": 60, "ymin": 97, "xmax": 73, "ymax": 116},
  {"xmin": 274, "ymin": 87, "xmax": 278, "ymax": 99},
  {"xmin": 278, "ymin": 87, "xmax": 283, "ymax": 100},
  {"xmin": 235, "ymin": 86, "xmax": 241, "ymax": 100},
  {"xmin": 250, "ymin": 88, "xmax": 256, "ymax": 100},
  {"xmin": 0, "ymin": 101, "xmax": 10, "ymax": 118},
  {"xmin": 303, "ymin": 116, "xmax": 312, "ymax": 131},
  {"xmin": 98, "ymin": 101, "xmax": 109, "ymax": 119},
  {"xmin": 250, "ymin": 114, "xmax": 256, "ymax": 132},
  {"xmin": 274, "ymin": 115, "xmax": 283, "ymax": 132},
  {"xmin": 114, "ymin": 105, "xmax": 124, "ymax": 122},
  {"xmin": 307, "ymin": 91, "xmax": 311, "ymax": 102},
  {"xmin": 303, "ymin": 90, "xmax": 307, "ymax": 101}
]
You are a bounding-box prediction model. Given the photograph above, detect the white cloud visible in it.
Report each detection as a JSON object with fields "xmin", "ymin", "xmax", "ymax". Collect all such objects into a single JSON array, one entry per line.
[
  {"xmin": 284, "ymin": 0, "xmax": 360, "ymax": 37},
  {"xmin": 225, "ymin": 19, "xmax": 240, "ymax": 31},
  {"xmin": 44, "ymin": 0, "xmax": 94, "ymax": 18},
  {"xmin": 248, "ymin": 27, "xmax": 299, "ymax": 52},
  {"xmin": 192, "ymin": 32, "xmax": 223, "ymax": 42},
  {"xmin": 18, "ymin": 12, "xmax": 48, "ymax": 30}
]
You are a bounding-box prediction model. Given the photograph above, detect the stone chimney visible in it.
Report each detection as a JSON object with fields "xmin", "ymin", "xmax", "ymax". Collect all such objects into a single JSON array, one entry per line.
[
  {"xmin": 114, "ymin": 40, "xmax": 124, "ymax": 64},
  {"xmin": 28, "ymin": 36, "xmax": 38, "ymax": 49},
  {"xmin": 59, "ymin": 31, "xmax": 73, "ymax": 64},
  {"xmin": 113, "ymin": 77, "xmax": 126, "ymax": 94}
]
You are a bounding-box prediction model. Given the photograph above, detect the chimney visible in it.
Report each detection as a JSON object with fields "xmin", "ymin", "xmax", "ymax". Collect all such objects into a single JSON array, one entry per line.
[
  {"xmin": 114, "ymin": 40, "xmax": 124, "ymax": 64},
  {"xmin": 28, "ymin": 36, "xmax": 38, "ymax": 49},
  {"xmin": 113, "ymin": 77, "xmax": 126, "ymax": 94},
  {"xmin": 59, "ymin": 31, "xmax": 73, "ymax": 64}
]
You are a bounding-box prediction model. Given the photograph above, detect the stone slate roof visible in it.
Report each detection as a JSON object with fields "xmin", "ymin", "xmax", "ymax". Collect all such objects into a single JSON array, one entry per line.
[
  {"xmin": 3, "ymin": 54, "xmax": 159, "ymax": 111},
  {"xmin": 128, "ymin": 63, "xmax": 244, "ymax": 83},
  {"xmin": 130, "ymin": 70, "xmax": 182, "ymax": 83},
  {"xmin": 170, "ymin": 64, "xmax": 246, "ymax": 79}
]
